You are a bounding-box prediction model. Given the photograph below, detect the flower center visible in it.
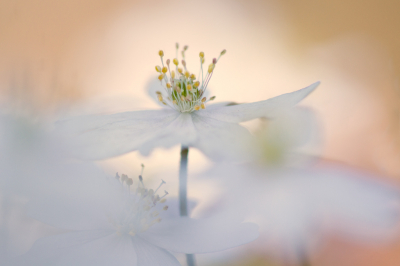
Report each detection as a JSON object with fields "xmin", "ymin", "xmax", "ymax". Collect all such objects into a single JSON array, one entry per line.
[
  {"xmin": 107, "ymin": 165, "xmax": 169, "ymax": 237},
  {"xmin": 155, "ymin": 43, "xmax": 226, "ymax": 113}
]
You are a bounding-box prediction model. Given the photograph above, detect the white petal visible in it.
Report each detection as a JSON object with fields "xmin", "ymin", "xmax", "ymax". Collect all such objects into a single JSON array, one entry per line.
[
  {"xmin": 196, "ymin": 82, "xmax": 319, "ymax": 123},
  {"xmin": 313, "ymin": 168, "xmax": 400, "ymax": 241},
  {"xmin": 137, "ymin": 113, "xmax": 197, "ymax": 156},
  {"xmin": 132, "ymin": 237, "xmax": 181, "ymax": 266},
  {"xmin": 140, "ymin": 217, "xmax": 259, "ymax": 254},
  {"xmin": 56, "ymin": 110, "xmax": 180, "ymax": 160},
  {"xmin": 190, "ymin": 114, "xmax": 253, "ymax": 161},
  {"xmin": 25, "ymin": 164, "xmax": 118, "ymax": 231},
  {"xmin": 13, "ymin": 230, "xmax": 137, "ymax": 266}
]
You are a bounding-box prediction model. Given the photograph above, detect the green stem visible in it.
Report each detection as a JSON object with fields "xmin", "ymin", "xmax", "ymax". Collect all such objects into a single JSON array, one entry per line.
[{"xmin": 179, "ymin": 146, "xmax": 196, "ymax": 266}]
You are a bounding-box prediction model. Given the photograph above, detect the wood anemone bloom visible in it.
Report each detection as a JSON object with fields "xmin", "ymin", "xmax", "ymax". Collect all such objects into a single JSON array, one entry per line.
[{"xmin": 56, "ymin": 46, "xmax": 319, "ymax": 161}]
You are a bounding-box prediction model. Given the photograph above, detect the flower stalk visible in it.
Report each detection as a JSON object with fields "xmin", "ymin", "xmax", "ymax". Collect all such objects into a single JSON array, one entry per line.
[{"xmin": 179, "ymin": 145, "xmax": 196, "ymax": 266}]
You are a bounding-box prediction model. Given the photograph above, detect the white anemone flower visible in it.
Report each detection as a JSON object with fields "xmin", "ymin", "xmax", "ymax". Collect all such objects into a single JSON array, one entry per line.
[
  {"xmin": 200, "ymin": 111, "xmax": 400, "ymax": 264},
  {"xmin": 209, "ymin": 165, "xmax": 399, "ymax": 264},
  {"xmin": 12, "ymin": 166, "xmax": 259, "ymax": 266},
  {"xmin": 56, "ymin": 45, "xmax": 319, "ymax": 160}
]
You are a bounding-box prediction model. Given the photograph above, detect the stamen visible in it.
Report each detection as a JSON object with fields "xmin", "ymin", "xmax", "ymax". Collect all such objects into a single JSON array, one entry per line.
[
  {"xmin": 154, "ymin": 179, "xmax": 166, "ymax": 193},
  {"xmin": 154, "ymin": 45, "xmax": 225, "ymax": 113}
]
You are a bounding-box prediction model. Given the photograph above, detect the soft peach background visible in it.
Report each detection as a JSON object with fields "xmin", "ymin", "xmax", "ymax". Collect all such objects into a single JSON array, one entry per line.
[{"xmin": 1, "ymin": 0, "xmax": 400, "ymax": 265}]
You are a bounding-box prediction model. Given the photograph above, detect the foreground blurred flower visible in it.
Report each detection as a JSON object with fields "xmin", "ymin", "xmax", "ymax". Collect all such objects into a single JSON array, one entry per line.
[
  {"xmin": 12, "ymin": 166, "xmax": 258, "ymax": 266},
  {"xmin": 56, "ymin": 45, "xmax": 319, "ymax": 160}
]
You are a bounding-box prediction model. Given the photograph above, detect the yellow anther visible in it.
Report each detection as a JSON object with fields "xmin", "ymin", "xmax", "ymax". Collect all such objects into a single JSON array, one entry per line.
[
  {"xmin": 171, "ymin": 71, "xmax": 175, "ymax": 79},
  {"xmin": 220, "ymin": 49, "xmax": 227, "ymax": 55},
  {"xmin": 166, "ymin": 82, "xmax": 171, "ymax": 89},
  {"xmin": 187, "ymin": 84, "xmax": 192, "ymax": 91},
  {"xmin": 156, "ymin": 91, "xmax": 162, "ymax": 95},
  {"xmin": 162, "ymin": 66, "xmax": 168, "ymax": 73},
  {"xmin": 155, "ymin": 66, "xmax": 161, "ymax": 72},
  {"xmin": 194, "ymin": 105, "xmax": 200, "ymax": 111},
  {"xmin": 208, "ymin": 64, "xmax": 215, "ymax": 73},
  {"xmin": 190, "ymin": 74, "xmax": 196, "ymax": 79},
  {"xmin": 173, "ymin": 58, "xmax": 179, "ymax": 66},
  {"xmin": 184, "ymin": 71, "xmax": 190, "ymax": 78},
  {"xmin": 194, "ymin": 81, "xmax": 200, "ymax": 87},
  {"xmin": 180, "ymin": 95, "xmax": 185, "ymax": 101},
  {"xmin": 178, "ymin": 68, "xmax": 183, "ymax": 74},
  {"xmin": 201, "ymin": 57, "xmax": 205, "ymax": 64},
  {"xmin": 158, "ymin": 74, "xmax": 164, "ymax": 81},
  {"xmin": 201, "ymin": 103, "xmax": 206, "ymax": 109},
  {"xmin": 158, "ymin": 94, "xmax": 163, "ymax": 102},
  {"xmin": 201, "ymin": 97, "xmax": 206, "ymax": 102},
  {"xmin": 199, "ymin": 51, "xmax": 204, "ymax": 58},
  {"xmin": 158, "ymin": 50, "xmax": 164, "ymax": 57}
]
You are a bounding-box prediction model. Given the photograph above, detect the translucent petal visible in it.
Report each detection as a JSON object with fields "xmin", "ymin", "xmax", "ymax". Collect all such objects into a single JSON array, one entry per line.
[
  {"xmin": 196, "ymin": 82, "xmax": 319, "ymax": 123},
  {"xmin": 140, "ymin": 217, "xmax": 259, "ymax": 254}
]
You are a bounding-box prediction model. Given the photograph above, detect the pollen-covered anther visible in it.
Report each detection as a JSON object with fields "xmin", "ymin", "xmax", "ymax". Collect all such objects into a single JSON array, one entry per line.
[
  {"xmin": 194, "ymin": 81, "xmax": 200, "ymax": 87},
  {"xmin": 158, "ymin": 74, "xmax": 164, "ymax": 81},
  {"xmin": 166, "ymin": 82, "xmax": 171, "ymax": 89},
  {"xmin": 201, "ymin": 97, "xmax": 206, "ymax": 102},
  {"xmin": 199, "ymin": 51, "xmax": 204, "ymax": 58},
  {"xmin": 187, "ymin": 84, "xmax": 192, "ymax": 91},
  {"xmin": 201, "ymin": 103, "xmax": 206, "ymax": 109},
  {"xmin": 194, "ymin": 105, "xmax": 200, "ymax": 111},
  {"xmin": 190, "ymin": 74, "xmax": 196, "ymax": 80},
  {"xmin": 158, "ymin": 50, "xmax": 164, "ymax": 57},
  {"xmin": 173, "ymin": 58, "xmax": 179, "ymax": 66},
  {"xmin": 184, "ymin": 71, "xmax": 190, "ymax": 78},
  {"xmin": 162, "ymin": 67, "xmax": 168, "ymax": 73},
  {"xmin": 157, "ymin": 94, "xmax": 163, "ymax": 102},
  {"xmin": 155, "ymin": 65, "xmax": 161, "ymax": 72},
  {"xmin": 178, "ymin": 68, "xmax": 183, "ymax": 74},
  {"xmin": 171, "ymin": 71, "xmax": 175, "ymax": 79},
  {"xmin": 208, "ymin": 63, "xmax": 215, "ymax": 73}
]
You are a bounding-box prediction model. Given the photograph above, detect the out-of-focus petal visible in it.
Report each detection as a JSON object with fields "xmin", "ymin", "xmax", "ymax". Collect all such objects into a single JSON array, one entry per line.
[
  {"xmin": 191, "ymin": 114, "xmax": 252, "ymax": 161},
  {"xmin": 11, "ymin": 230, "xmax": 137, "ymax": 266},
  {"xmin": 140, "ymin": 216, "xmax": 259, "ymax": 254},
  {"xmin": 132, "ymin": 237, "xmax": 181, "ymax": 266},
  {"xmin": 196, "ymin": 82, "xmax": 319, "ymax": 123}
]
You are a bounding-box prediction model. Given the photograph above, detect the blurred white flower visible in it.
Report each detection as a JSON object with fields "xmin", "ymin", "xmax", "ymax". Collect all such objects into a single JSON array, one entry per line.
[
  {"xmin": 209, "ymin": 164, "xmax": 399, "ymax": 263},
  {"xmin": 248, "ymin": 107, "xmax": 322, "ymax": 167},
  {"xmin": 12, "ymin": 167, "xmax": 259, "ymax": 266},
  {"xmin": 197, "ymin": 109, "xmax": 399, "ymax": 264},
  {"xmin": 55, "ymin": 46, "xmax": 319, "ymax": 161}
]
